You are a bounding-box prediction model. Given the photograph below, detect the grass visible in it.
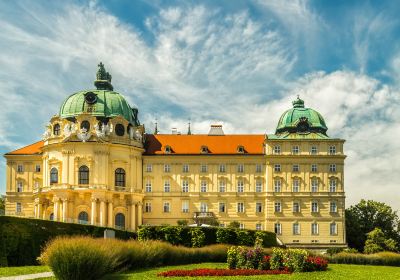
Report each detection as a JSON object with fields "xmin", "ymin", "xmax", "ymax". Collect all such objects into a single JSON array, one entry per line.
[{"xmin": 0, "ymin": 265, "xmax": 50, "ymax": 277}]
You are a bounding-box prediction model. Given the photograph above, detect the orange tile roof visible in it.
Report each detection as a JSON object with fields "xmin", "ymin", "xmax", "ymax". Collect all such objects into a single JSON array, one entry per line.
[
  {"xmin": 6, "ymin": 141, "xmax": 44, "ymax": 155},
  {"xmin": 145, "ymin": 134, "xmax": 265, "ymax": 155}
]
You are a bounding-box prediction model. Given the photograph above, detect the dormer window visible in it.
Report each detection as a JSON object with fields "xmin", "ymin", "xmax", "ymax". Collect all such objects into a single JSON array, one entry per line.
[
  {"xmin": 165, "ymin": 145, "xmax": 172, "ymax": 154},
  {"xmin": 53, "ymin": 124, "xmax": 61, "ymax": 136},
  {"xmin": 237, "ymin": 145, "xmax": 245, "ymax": 153},
  {"xmin": 200, "ymin": 146, "xmax": 208, "ymax": 154}
]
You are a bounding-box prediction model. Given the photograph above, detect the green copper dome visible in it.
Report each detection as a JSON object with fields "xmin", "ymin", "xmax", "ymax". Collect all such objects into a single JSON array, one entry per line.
[
  {"xmin": 275, "ymin": 96, "xmax": 328, "ymax": 135},
  {"xmin": 59, "ymin": 63, "xmax": 139, "ymax": 126}
]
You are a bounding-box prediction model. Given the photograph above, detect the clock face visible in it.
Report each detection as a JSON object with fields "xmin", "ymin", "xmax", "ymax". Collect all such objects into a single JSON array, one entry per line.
[{"xmin": 85, "ymin": 92, "xmax": 97, "ymax": 104}]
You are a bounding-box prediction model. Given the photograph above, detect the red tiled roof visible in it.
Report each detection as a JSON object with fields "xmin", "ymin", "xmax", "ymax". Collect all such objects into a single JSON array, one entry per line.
[
  {"xmin": 144, "ymin": 134, "xmax": 265, "ymax": 155},
  {"xmin": 6, "ymin": 141, "xmax": 44, "ymax": 155}
]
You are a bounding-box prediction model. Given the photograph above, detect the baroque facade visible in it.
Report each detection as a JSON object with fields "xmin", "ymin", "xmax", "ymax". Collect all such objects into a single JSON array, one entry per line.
[{"xmin": 4, "ymin": 63, "xmax": 346, "ymax": 249}]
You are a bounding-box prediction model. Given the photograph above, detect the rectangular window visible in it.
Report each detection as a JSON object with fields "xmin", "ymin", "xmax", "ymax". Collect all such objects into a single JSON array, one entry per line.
[
  {"xmin": 255, "ymin": 180, "xmax": 262, "ymax": 192},
  {"xmin": 311, "ymin": 201, "xmax": 319, "ymax": 213},
  {"xmin": 200, "ymin": 180, "xmax": 207, "ymax": 192},
  {"xmin": 145, "ymin": 202, "xmax": 152, "ymax": 213},
  {"xmin": 200, "ymin": 164, "xmax": 208, "ymax": 173},
  {"xmin": 310, "ymin": 146, "xmax": 318, "ymax": 155},
  {"xmin": 182, "ymin": 164, "xmax": 189, "ymax": 173},
  {"xmin": 164, "ymin": 180, "xmax": 170, "ymax": 192},
  {"xmin": 274, "ymin": 164, "xmax": 281, "ymax": 172},
  {"xmin": 329, "ymin": 146, "xmax": 336, "ymax": 155},
  {"xmin": 311, "ymin": 179, "xmax": 318, "ymax": 192},
  {"xmin": 292, "ymin": 179, "xmax": 300, "ymax": 192},
  {"xmin": 330, "ymin": 223, "xmax": 337, "ymax": 235},
  {"xmin": 274, "ymin": 201, "xmax": 281, "ymax": 212},
  {"xmin": 237, "ymin": 180, "xmax": 244, "ymax": 193},
  {"xmin": 255, "ymin": 164, "xmax": 262, "ymax": 173},
  {"xmin": 292, "ymin": 164, "xmax": 300, "ymax": 172},
  {"xmin": 239, "ymin": 223, "xmax": 245, "ymax": 229},
  {"xmin": 237, "ymin": 202, "xmax": 244, "ymax": 213},
  {"xmin": 219, "ymin": 202, "xmax": 226, "ymax": 213},
  {"xmin": 329, "ymin": 179, "xmax": 337, "ymax": 192},
  {"xmin": 182, "ymin": 201, "xmax": 189, "ymax": 213},
  {"xmin": 164, "ymin": 164, "xmax": 171, "ymax": 173},
  {"xmin": 273, "ymin": 145, "xmax": 281, "ymax": 154},
  {"xmin": 311, "ymin": 223, "xmax": 319, "ymax": 235},
  {"xmin": 17, "ymin": 165, "xmax": 23, "ymax": 173},
  {"xmin": 256, "ymin": 223, "xmax": 262, "ymax": 231},
  {"xmin": 293, "ymin": 202, "xmax": 300, "ymax": 213},
  {"xmin": 330, "ymin": 201, "xmax": 337, "ymax": 213},
  {"xmin": 163, "ymin": 202, "xmax": 170, "ymax": 213},
  {"xmin": 256, "ymin": 202, "xmax": 262, "ymax": 213},
  {"xmin": 16, "ymin": 202, "xmax": 22, "ymax": 213},
  {"xmin": 145, "ymin": 180, "xmax": 152, "ymax": 192},
  {"xmin": 219, "ymin": 164, "xmax": 226, "ymax": 173},
  {"xmin": 292, "ymin": 145, "xmax": 300, "ymax": 155},
  {"xmin": 311, "ymin": 164, "xmax": 317, "ymax": 172},
  {"xmin": 219, "ymin": 180, "xmax": 226, "ymax": 193},
  {"xmin": 293, "ymin": 223, "xmax": 300, "ymax": 235},
  {"xmin": 146, "ymin": 164, "xmax": 152, "ymax": 172},
  {"xmin": 274, "ymin": 179, "xmax": 281, "ymax": 192},
  {"xmin": 274, "ymin": 223, "xmax": 282, "ymax": 235},
  {"xmin": 200, "ymin": 202, "xmax": 208, "ymax": 212},
  {"xmin": 17, "ymin": 182, "xmax": 23, "ymax": 192},
  {"xmin": 182, "ymin": 180, "xmax": 189, "ymax": 193},
  {"xmin": 329, "ymin": 164, "xmax": 337, "ymax": 172},
  {"xmin": 237, "ymin": 164, "xmax": 244, "ymax": 173},
  {"xmin": 35, "ymin": 165, "xmax": 41, "ymax": 172}
]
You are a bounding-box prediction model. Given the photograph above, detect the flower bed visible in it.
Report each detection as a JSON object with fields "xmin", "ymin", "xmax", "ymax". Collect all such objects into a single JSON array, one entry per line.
[{"xmin": 158, "ymin": 268, "xmax": 291, "ymax": 277}]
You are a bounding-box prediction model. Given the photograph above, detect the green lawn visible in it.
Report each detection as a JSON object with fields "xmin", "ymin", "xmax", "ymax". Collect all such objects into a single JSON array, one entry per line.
[
  {"xmin": 2, "ymin": 263, "xmax": 400, "ymax": 279},
  {"xmin": 0, "ymin": 265, "xmax": 50, "ymax": 277}
]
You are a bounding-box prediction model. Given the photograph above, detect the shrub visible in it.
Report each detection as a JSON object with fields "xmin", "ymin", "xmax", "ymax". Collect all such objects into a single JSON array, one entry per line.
[
  {"xmin": 304, "ymin": 256, "xmax": 328, "ymax": 271},
  {"xmin": 326, "ymin": 247, "xmax": 344, "ymax": 255},
  {"xmin": 236, "ymin": 230, "xmax": 255, "ymax": 246},
  {"xmin": 216, "ymin": 228, "xmax": 236, "ymax": 245},
  {"xmin": 244, "ymin": 247, "xmax": 264, "ymax": 269},
  {"xmin": 364, "ymin": 228, "xmax": 398, "ymax": 254},
  {"xmin": 270, "ymin": 247, "xmax": 285, "ymax": 270},
  {"xmin": 190, "ymin": 228, "xmax": 206, "ymax": 247},
  {"xmin": 40, "ymin": 236, "xmax": 229, "ymax": 280},
  {"xmin": 0, "ymin": 216, "xmax": 135, "ymax": 267},
  {"xmin": 283, "ymin": 249, "xmax": 308, "ymax": 272},
  {"xmin": 328, "ymin": 251, "xmax": 400, "ymax": 266},
  {"xmin": 227, "ymin": 246, "xmax": 239, "ymax": 269},
  {"xmin": 228, "ymin": 221, "xmax": 240, "ymax": 229},
  {"xmin": 255, "ymin": 231, "xmax": 276, "ymax": 248},
  {"xmin": 258, "ymin": 255, "xmax": 271, "ymax": 270},
  {"xmin": 176, "ymin": 220, "xmax": 188, "ymax": 226}
]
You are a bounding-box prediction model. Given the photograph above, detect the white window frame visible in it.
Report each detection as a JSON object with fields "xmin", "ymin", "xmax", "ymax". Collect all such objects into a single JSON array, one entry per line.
[
  {"xmin": 200, "ymin": 202, "xmax": 208, "ymax": 212},
  {"xmin": 219, "ymin": 180, "xmax": 226, "ymax": 193},
  {"xmin": 17, "ymin": 181, "xmax": 23, "ymax": 192},
  {"xmin": 145, "ymin": 202, "xmax": 152, "ymax": 213},
  {"xmin": 164, "ymin": 180, "xmax": 171, "ymax": 192},
  {"xmin": 293, "ymin": 223, "xmax": 300, "ymax": 235},
  {"xmin": 219, "ymin": 164, "xmax": 226, "ymax": 173},
  {"xmin": 329, "ymin": 164, "xmax": 337, "ymax": 172},
  {"xmin": 293, "ymin": 202, "xmax": 300, "ymax": 213},
  {"xmin": 17, "ymin": 164, "xmax": 24, "ymax": 173},
  {"xmin": 292, "ymin": 164, "xmax": 300, "ymax": 172},
  {"xmin": 256, "ymin": 223, "xmax": 262, "ymax": 231},
  {"xmin": 200, "ymin": 180, "xmax": 207, "ymax": 192},
  {"xmin": 256, "ymin": 202, "xmax": 262, "ymax": 213},
  {"xmin": 239, "ymin": 223, "xmax": 245, "ymax": 229},
  {"xmin": 164, "ymin": 164, "xmax": 171, "ymax": 173},
  {"xmin": 255, "ymin": 180, "xmax": 262, "ymax": 192},
  {"xmin": 329, "ymin": 145, "xmax": 336, "ymax": 155},
  {"xmin": 329, "ymin": 179, "xmax": 337, "ymax": 192},
  {"xmin": 274, "ymin": 201, "xmax": 282, "ymax": 212},
  {"xmin": 274, "ymin": 164, "xmax": 281, "ymax": 172},
  {"xmin": 146, "ymin": 164, "xmax": 152, "ymax": 172},
  {"xmin": 182, "ymin": 164, "xmax": 189, "ymax": 173},
  {"xmin": 311, "ymin": 201, "xmax": 319, "ymax": 213},
  {"xmin": 16, "ymin": 202, "xmax": 22, "ymax": 213},
  {"xmin": 292, "ymin": 145, "xmax": 300, "ymax": 155},
  {"xmin": 330, "ymin": 222, "xmax": 337, "ymax": 235},
  {"xmin": 237, "ymin": 180, "xmax": 244, "ymax": 193},
  {"xmin": 35, "ymin": 164, "xmax": 41, "ymax": 172},
  {"xmin": 292, "ymin": 179, "xmax": 300, "ymax": 192},
  {"xmin": 200, "ymin": 164, "xmax": 208, "ymax": 173},
  {"xmin": 311, "ymin": 164, "xmax": 317, "ymax": 172},
  {"xmin": 145, "ymin": 180, "xmax": 152, "ymax": 192},
  {"xmin": 274, "ymin": 223, "xmax": 282, "ymax": 235},
  {"xmin": 311, "ymin": 223, "xmax": 319, "ymax": 235},
  {"xmin": 273, "ymin": 145, "xmax": 281, "ymax": 154},
  {"xmin": 330, "ymin": 201, "xmax": 337, "ymax": 213},
  {"xmin": 274, "ymin": 179, "xmax": 281, "ymax": 192},
  {"xmin": 311, "ymin": 179, "xmax": 318, "ymax": 192},
  {"xmin": 182, "ymin": 180, "xmax": 189, "ymax": 193},
  {"xmin": 237, "ymin": 164, "xmax": 244, "ymax": 173},
  {"xmin": 310, "ymin": 146, "xmax": 318, "ymax": 155},
  {"xmin": 182, "ymin": 201, "xmax": 189, "ymax": 213},
  {"xmin": 163, "ymin": 202, "xmax": 170, "ymax": 213},
  {"xmin": 255, "ymin": 164, "xmax": 262, "ymax": 173},
  {"xmin": 237, "ymin": 202, "xmax": 244, "ymax": 213},
  {"xmin": 219, "ymin": 202, "xmax": 226, "ymax": 213}
]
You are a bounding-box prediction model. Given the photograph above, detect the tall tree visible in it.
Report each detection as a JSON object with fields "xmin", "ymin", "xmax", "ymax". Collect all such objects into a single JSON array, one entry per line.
[{"xmin": 346, "ymin": 199, "xmax": 400, "ymax": 251}]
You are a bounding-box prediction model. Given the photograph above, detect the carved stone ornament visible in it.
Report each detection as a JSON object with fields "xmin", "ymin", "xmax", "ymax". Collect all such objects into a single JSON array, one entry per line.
[
  {"xmin": 77, "ymin": 127, "xmax": 92, "ymax": 142},
  {"xmin": 134, "ymin": 129, "xmax": 143, "ymax": 142},
  {"xmin": 42, "ymin": 124, "xmax": 52, "ymax": 140},
  {"xmin": 95, "ymin": 122, "xmax": 111, "ymax": 139},
  {"xmin": 63, "ymin": 123, "xmax": 77, "ymax": 138}
]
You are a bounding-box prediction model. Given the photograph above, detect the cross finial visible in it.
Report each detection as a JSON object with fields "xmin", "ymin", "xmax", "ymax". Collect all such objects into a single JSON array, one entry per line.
[{"xmin": 187, "ymin": 118, "xmax": 192, "ymax": 135}]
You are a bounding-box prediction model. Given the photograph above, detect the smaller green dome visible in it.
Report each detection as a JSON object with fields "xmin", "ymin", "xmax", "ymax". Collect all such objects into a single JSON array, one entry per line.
[{"xmin": 276, "ymin": 96, "xmax": 328, "ymax": 135}]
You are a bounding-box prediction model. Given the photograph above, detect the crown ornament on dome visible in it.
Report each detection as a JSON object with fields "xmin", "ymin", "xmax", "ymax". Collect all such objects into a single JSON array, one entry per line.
[
  {"xmin": 94, "ymin": 62, "xmax": 113, "ymax": 91},
  {"xmin": 292, "ymin": 95, "xmax": 305, "ymax": 108}
]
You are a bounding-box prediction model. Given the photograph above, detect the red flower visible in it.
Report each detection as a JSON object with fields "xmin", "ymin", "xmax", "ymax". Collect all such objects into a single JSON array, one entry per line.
[{"xmin": 157, "ymin": 268, "xmax": 291, "ymax": 277}]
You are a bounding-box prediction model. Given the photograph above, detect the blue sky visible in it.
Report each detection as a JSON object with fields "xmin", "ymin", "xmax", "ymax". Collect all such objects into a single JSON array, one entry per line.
[{"xmin": 0, "ymin": 0, "xmax": 399, "ymax": 210}]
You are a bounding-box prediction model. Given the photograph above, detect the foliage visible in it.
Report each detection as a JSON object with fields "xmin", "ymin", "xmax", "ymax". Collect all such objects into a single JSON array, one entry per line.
[
  {"xmin": 282, "ymin": 249, "xmax": 308, "ymax": 272},
  {"xmin": 258, "ymin": 255, "xmax": 271, "ymax": 270},
  {"xmin": 364, "ymin": 228, "xmax": 398, "ymax": 254},
  {"xmin": 176, "ymin": 220, "xmax": 188, "ymax": 226},
  {"xmin": 226, "ymin": 246, "xmax": 239, "ymax": 269},
  {"xmin": 228, "ymin": 221, "xmax": 240, "ymax": 229},
  {"xmin": 303, "ymin": 256, "xmax": 328, "ymax": 271},
  {"xmin": 157, "ymin": 268, "xmax": 291, "ymax": 277},
  {"xmin": 0, "ymin": 216, "xmax": 135, "ymax": 267},
  {"xmin": 327, "ymin": 251, "xmax": 400, "ymax": 266},
  {"xmin": 0, "ymin": 196, "xmax": 4, "ymax": 214},
  {"xmin": 137, "ymin": 225, "xmax": 277, "ymax": 248},
  {"xmin": 346, "ymin": 200, "xmax": 400, "ymax": 252},
  {"xmin": 39, "ymin": 236, "xmax": 229, "ymax": 280},
  {"xmin": 270, "ymin": 247, "xmax": 285, "ymax": 270}
]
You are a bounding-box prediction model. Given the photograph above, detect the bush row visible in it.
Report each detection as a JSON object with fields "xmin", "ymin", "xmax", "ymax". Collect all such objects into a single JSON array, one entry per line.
[
  {"xmin": 39, "ymin": 236, "xmax": 229, "ymax": 280},
  {"xmin": 227, "ymin": 247, "xmax": 328, "ymax": 272},
  {"xmin": 0, "ymin": 216, "xmax": 135, "ymax": 266},
  {"xmin": 327, "ymin": 251, "xmax": 400, "ymax": 267},
  {"xmin": 137, "ymin": 225, "xmax": 277, "ymax": 247}
]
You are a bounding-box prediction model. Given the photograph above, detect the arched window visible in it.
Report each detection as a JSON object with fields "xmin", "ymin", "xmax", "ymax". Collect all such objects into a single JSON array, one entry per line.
[
  {"xmin": 80, "ymin": 121, "xmax": 90, "ymax": 131},
  {"xmin": 50, "ymin": 168, "xmax": 58, "ymax": 184},
  {"xmin": 53, "ymin": 124, "xmax": 60, "ymax": 136},
  {"xmin": 79, "ymin": 165, "xmax": 89, "ymax": 184},
  {"xmin": 115, "ymin": 168, "xmax": 126, "ymax": 187},
  {"xmin": 115, "ymin": 213, "xmax": 125, "ymax": 229},
  {"xmin": 49, "ymin": 213, "xmax": 54, "ymax": 221},
  {"xmin": 115, "ymin": 124, "xmax": 125, "ymax": 136},
  {"xmin": 78, "ymin": 211, "xmax": 89, "ymax": 224}
]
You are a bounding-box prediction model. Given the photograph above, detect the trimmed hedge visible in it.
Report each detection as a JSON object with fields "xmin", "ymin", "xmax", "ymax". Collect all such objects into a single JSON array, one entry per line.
[
  {"xmin": 0, "ymin": 216, "xmax": 135, "ymax": 266},
  {"xmin": 327, "ymin": 251, "xmax": 400, "ymax": 266},
  {"xmin": 137, "ymin": 225, "xmax": 277, "ymax": 248}
]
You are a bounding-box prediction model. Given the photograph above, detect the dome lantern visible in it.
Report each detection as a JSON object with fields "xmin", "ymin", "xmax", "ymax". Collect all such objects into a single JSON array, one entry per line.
[{"xmin": 94, "ymin": 62, "xmax": 113, "ymax": 91}]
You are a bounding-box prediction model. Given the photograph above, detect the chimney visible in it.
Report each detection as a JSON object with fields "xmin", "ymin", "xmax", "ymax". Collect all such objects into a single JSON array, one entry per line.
[
  {"xmin": 208, "ymin": 124, "xmax": 224, "ymax": 136},
  {"xmin": 171, "ymin": 128, "xmax": 178, "ymax": 134}
]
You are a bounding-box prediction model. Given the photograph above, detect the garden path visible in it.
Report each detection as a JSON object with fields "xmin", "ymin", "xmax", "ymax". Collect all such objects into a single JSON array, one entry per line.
[{"xmin": 0, "ymin": 272, "xmax": 54, "ymax": 280}]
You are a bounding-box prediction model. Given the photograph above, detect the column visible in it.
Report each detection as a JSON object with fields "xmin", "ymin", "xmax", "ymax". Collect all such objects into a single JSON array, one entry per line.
[
  {"xmin": 54, "ymin": 199, "xmax": 59, "ymax": 221},
  {"xmin": 99, "ymin": 200, "xmax": 106, "ymax": 227},
  {"xmin": 137, "ymin": 202, "xmax": 143, "ymax": 227},
  {"xmin": 34, "ymin": 204, "xmax": 38, "ymax": 218},
  {"xmin": 130, "ymin": 203, "xmax": 137, "ymax": 231},
  {"xmin": 108, "ymin": 201, "xmax": 114, "ymax": 227},
  {"xmin": 62, "ymin": 199, "xmax": 68, "ymax": 222},
  {"xmin": 37, "ymin": 203, "xmax": 42, "ymax": 220},
  {"xmin": 91, "ymin": 199, "xmax": 97, "ymax": 225}
]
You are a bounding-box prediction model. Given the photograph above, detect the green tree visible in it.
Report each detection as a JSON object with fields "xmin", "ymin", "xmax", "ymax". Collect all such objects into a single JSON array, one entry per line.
[
  {"xmin": 177, "ymin": 219, "xmax": 188, "ymax": 226},
  {"xmin": 364, "ymin": 228, "xmax": 398, "ymax": 254},
  {"xmin": 346, "ymin": 200, "xmax": 400, "ymax": 251},
  {"xmin": 0, "ymin": 195, "xmax": 5, "ymax": 215},
  {"xmin": 228, "ymin": 221, "xmax": 240, "ymax": 229}
]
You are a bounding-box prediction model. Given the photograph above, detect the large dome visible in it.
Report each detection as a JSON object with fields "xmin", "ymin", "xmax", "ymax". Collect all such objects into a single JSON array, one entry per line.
[
  {"xmin": 276, "ymin": 96, "xmax": 328, "ymax": 135},
  {"xmin": 59, "ymin": 63, "xmax": 139, "ymax": 126}
]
